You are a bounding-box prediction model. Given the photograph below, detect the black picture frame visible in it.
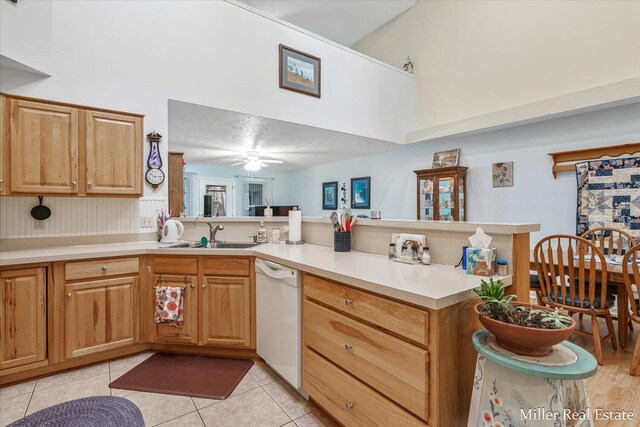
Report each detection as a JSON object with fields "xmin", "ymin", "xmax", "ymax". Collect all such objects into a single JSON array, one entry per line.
[
  {"xmin": 351, "ymin": 177, "xmax": 371, "ymax": 210},
  {"xmin": 322, "ymin": 181, "xmax": 338, "ymax": 210},
  {"xmin": 279, "ymin": 44, "xmax": 321, "ymax": 98}
]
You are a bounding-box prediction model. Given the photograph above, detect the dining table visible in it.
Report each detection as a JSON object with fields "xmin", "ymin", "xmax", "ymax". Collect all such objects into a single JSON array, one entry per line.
[{"xmin": 529, "ymin": 257, "xmax": 633, "ymax": 348}]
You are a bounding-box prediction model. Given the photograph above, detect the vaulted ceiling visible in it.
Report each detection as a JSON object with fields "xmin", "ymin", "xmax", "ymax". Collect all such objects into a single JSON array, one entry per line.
[{"xmin": 236, "ymin": 0, "xmax": 416, "ymax": 46}]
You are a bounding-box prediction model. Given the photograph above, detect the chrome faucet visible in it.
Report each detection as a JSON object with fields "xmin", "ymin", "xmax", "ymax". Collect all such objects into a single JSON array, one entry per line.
[{"xmin": 208, "ymin": 224, "xmax": 224, "ymax": 244}]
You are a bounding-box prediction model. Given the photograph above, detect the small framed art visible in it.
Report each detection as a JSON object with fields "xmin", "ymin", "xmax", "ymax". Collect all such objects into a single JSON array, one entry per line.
[
  {"xmin": 322, "ymin": 181, "xmax": 338, "ymax": 210},
  {"xmin": 279, "ymin": 44, "xmax": 321, "ymax": 98},
  {"xmin": 351, "ymin": 177, "xmax": 371, "ymax": 210}
]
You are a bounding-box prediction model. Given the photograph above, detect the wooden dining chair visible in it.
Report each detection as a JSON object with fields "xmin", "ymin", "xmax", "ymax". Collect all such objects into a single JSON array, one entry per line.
[
  {"xmin": 581, "ymin": 226, "xmax": 636, "ymax": 331},
  {"xmin": 581, "ymin": 226, "xmax": 636, "ymax": 259},
  {"xmin": 622, "ymin": 244, "xmax": 640, "ymax": 376},
  {"xmin": 534, "ymin": 235, "xmax": 617, "ymax": 365}
]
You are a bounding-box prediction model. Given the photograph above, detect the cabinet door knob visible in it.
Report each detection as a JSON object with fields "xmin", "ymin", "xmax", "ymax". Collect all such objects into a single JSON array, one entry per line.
[
  {"xmin": 101, "ymin": 265, "xmax": 108, "ymax": 271},
  {"xmin": 345, "ymin": 298, "xmax": 353, "ymax": 305},
  {"xmin": 201, "ymin": 284, "xmax": 206, "ymax": 289},
  {"xmin": 0, "ymin": 179, "xmax": 5, "ymax": 184},
  {"xmin": 190, "ymin": 284, "xmax": 195, "ymax": 289},
  {"xmin": 87, "ymin": 181, "xmax": 93, "ymax": 187},
  {"xmin": 344, "ymin": 343, "xmax": 353, "ymax": 351},
  {"xmin": 71, "ymin": 181, "xmax": 77, "ymax": 186},
  {"xmin": 345, "ymin": 403, "xmax": 353, "ymax": 410},
  {"xmin": 66, "ymin": 292, "xmax": 72, "ymax": 299}
]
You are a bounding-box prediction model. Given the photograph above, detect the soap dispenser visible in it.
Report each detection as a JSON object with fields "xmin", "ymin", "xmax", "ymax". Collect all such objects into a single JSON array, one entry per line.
[{"xmin": 257, "ymin": 221, "xmax": 267, "ymax": 243}]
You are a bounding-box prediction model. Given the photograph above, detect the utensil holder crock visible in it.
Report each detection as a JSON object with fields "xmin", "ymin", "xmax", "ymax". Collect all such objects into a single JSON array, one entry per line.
[{"xmin": 334, "ymin": 231, "xmax": 351, "ymax": 252}]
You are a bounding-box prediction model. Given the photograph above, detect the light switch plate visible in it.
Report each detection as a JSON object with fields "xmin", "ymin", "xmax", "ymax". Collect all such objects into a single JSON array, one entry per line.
[{"xmin": 140, "ymin": 217, "xmax": 155, "ymax": 228}]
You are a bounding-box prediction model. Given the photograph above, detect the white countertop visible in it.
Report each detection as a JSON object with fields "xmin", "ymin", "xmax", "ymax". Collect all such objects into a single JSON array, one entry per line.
[{"xmin": 0, "ymin": 242, "xmax": 509, "ymax": 310}]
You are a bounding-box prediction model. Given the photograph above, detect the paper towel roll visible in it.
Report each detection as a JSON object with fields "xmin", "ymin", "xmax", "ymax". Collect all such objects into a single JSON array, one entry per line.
[{"xmin": 288, "ymin": 210, "xmax": 302, "ymax": 242}]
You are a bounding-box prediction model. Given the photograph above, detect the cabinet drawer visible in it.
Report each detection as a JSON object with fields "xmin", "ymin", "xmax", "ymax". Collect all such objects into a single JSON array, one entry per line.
[
  {"xmin": 201, "ymin": 257, "xmax": 250, "ymax": 276},
  {"xmin": 304, "ymin": 301, "xmax": 428, "ymax": 420},
  {"xmin": 304, "ymin": 274, "xmax": 429, "ymax": 345},
  {"xmin": 151, "ymin": 257, "xmax": 198, "ymax": 275},
  {"xmin": 65, "ymin": 257, "xmax": 139, "ymax": 281},
  {"xmin": 303, "ymin": 347, "xmax": 425, "ymax": 427}
]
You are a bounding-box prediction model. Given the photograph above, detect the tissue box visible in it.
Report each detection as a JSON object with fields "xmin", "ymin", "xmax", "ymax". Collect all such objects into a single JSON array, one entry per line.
[{"xmin": 466, "ymin": 248, "xmax": 497, "ymax": 276}]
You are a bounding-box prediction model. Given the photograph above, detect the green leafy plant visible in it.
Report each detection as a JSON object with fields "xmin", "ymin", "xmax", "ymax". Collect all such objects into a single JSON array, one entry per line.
[
  {"xmin": 472, "ymin": 278, "xmax": 516, "ymax": 318},
  {"xmin": 536, "ymin": 307, "xmax": 573, "ymax": 329}
]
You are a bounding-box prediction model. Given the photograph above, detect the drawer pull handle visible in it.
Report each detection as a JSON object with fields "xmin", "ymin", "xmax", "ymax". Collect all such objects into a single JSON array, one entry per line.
[
  {"xmin": 66, "ymin": 292, "xmax": 72, "ymax": 299},
  {"xmin": 101, "ymin": 266, "xmax": 108, "ymax": 271},
  {"xmin": 344, "ymin": 344, "xmax": 353, "ymax": 351},
  {"xmin": 345, "ymin": 403, "xmax": 353, "ymax": 410},
  {"xmin": 345, "ymin": 299, "xmax": 353, "ymax": 305}
]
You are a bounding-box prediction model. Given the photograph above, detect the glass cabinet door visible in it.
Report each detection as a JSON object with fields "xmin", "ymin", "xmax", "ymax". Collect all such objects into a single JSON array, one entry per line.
[
  {"xmin": 419, "ymin": 178, "xmax": 434, "ymax": 220},
  {"xmin": 458, "ymin": 176, "xmax": 465, "ymax": 221},
  {"xmin": 438, "ymin": 177, "xmax": 454, "ymax": 221}
]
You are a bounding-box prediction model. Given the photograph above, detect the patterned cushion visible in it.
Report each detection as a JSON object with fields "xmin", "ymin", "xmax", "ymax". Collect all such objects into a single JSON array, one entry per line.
[
  {"xmin": 529, "ymin": 273, "xmax": 542, "ymax": 289},
  {"xmin": 548, "ymin": 293, "xmax": 615, "ymax": 309}
]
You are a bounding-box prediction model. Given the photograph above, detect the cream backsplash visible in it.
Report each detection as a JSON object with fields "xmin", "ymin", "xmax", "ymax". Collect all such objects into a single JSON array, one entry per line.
[{"xmin": 0, "ymin": 197, "xmax": 166, "ymax": 239}]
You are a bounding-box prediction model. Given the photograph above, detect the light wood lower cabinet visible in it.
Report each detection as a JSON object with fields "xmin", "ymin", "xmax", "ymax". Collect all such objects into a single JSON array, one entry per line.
[
  {"xmin": 149, "ymin": 256, "xmax": 253, "ymax": 349},
  {"xmin": 303, "ymin": 348, "xmax": 424, "ymax": 427},
  {"xmin": 303, "ymin": 274, "xmax": 430, "ymax": 425},
  {"xmin": 200, "ymin": 276, "xmax": 251, "ymax": 347},
  {"xmin": 0, "ymin": 268, "xmax": 47, "ymax": 370},
  {"xmin": 65, "ymin": 275, "xmax": 139, "ymax": 358},
  {"xmin": 152, "ymin": 274, "xmax": 198, "ymax": 344}
]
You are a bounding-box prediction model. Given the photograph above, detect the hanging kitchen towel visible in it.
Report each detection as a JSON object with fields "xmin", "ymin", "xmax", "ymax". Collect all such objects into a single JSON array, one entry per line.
[{"xmin": 154, "ymin": 285, "xmax": 184, "ymax": 328}]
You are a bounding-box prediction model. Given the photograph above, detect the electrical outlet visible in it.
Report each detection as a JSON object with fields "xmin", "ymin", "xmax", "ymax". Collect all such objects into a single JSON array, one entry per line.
[{"xmin": 140, "ymin": 217, "xmax": 155, "ymax": 228}]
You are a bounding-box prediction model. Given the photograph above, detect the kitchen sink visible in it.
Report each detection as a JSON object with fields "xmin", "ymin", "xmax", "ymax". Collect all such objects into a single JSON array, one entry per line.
[
  {"xmin": 163, "ymin": 241, "xmax": 260, "ymax": 249},
  {"xmin": 208, "ymin": 242, "xmax": 261, "ymax": 249}
]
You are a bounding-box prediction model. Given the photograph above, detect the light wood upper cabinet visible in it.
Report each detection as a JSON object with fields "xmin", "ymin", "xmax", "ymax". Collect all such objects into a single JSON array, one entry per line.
[
  {"xmin": 0, "ymin": 95, "xmax": 8, "ymax": 195},
  {"xmin": 64, "ymin": 276, "xmax": 138, "ymax": 358},
  {"xmin": 10, "ymin": 99, "xmax": 79, "ymax": 194},
  {"xmin": 152, "ymin": 274, "xmax": 198, "ymax": 344},
  {"xmin": 85, "ymin": 111, "xmax": 142, "ymax": 196},
  {"xmin": 0, "ymin": 268, "xmax": 47, "ymax": 371},
  {"xmin": 200, "ymin": 276, "xmax": 251, "ymax": 347},
  {"xmin": 0, "ymin": 94, "xmax": 144, "ymax": 197}
]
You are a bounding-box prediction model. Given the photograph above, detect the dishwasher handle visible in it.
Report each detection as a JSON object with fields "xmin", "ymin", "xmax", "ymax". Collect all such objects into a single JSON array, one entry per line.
[{"xmin": 255, "ymin": 259, "xmax": 297, "ymax": 280}]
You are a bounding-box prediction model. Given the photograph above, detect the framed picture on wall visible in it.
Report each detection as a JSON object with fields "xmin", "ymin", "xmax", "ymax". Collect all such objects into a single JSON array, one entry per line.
[
  {"xmin": 492, "ymin": 162, "xmax": 514, "ymax": 187},
  {"xmin": 322, "ymin": 181, "xmax": 338, "ymax": 210},
  {"xmin": 432, "ymin": 149, "xmax": 460, "ymax": 168},
  {"xmin": 279, "ymin": 44, "xmax": 321, "ymax": 98},
  {"xmin": 351, "ymin": 177, "xmax": 371, "ymax": 209}
]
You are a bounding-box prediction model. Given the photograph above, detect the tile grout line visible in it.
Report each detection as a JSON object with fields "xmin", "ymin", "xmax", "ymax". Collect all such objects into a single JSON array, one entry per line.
[
  {"xmin": 22, "ymin": 380, "xmax": 37, "ymax": 418},
  {"xmin": 259, "ymin": 381, "xmax": 295, "ymax": 425}
]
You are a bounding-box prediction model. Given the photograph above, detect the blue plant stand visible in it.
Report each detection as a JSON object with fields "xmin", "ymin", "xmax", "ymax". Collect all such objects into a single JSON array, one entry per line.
[{"xmin": 468, "ymin": 329, "xmax": 598, "ymax": 427}]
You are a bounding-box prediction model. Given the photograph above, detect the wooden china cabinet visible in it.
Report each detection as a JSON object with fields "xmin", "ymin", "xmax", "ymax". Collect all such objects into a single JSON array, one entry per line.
[{"xmin": 414, "ymin": 166, "xmax": 467, "ymax": 221}]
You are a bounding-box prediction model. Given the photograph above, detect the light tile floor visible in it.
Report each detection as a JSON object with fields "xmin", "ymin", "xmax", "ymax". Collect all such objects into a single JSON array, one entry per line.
[{"xmin": 0, "ymin": 353, "xmax": 337, "ymax": 427}]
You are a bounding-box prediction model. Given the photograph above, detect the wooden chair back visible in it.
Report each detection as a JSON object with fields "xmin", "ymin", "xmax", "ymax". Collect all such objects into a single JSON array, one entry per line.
[
  {"xmin": 622, "ymin": 244, "xmax": 640, "ymax": 322},
  {"xmin": 581, "ymin": 227, "xmax": 636, "ymax": 259},
  {"xmin": 534, "ymin": 235, "xmax": 608, "ymax": 312}
]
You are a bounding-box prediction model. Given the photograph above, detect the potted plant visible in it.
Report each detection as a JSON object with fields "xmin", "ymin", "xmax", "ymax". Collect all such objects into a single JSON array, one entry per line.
[{"xmin": 472, "ymin": 278, "xmax": 576, "ymax": 356}]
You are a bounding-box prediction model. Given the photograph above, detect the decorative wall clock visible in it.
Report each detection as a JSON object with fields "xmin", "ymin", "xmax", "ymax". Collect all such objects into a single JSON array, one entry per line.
[{"xmin": 146, "ymin": 131, "xmax": 165, "ymax": 188}]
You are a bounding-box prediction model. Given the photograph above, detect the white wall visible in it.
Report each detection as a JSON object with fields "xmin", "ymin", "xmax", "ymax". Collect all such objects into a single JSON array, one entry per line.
[
  {"xmin": 0, "ymin": 0, "xmax": 414, "ymax": 239},
  {"xmin": 352, "ymin": 0, "xmax": 640, "ymax": 131},
  {"xmin": 289, "ymin": 103, "xmax": 640, "ymax": 245},
  {"xmin": 0, "ymin": 0, "xmax": 52, "ymax": 73}
]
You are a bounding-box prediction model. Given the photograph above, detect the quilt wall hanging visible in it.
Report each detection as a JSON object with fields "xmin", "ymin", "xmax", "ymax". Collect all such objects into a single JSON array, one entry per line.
[{"xmin": 576, "ymin": 157, "xmax": 640, "ymax": 241}]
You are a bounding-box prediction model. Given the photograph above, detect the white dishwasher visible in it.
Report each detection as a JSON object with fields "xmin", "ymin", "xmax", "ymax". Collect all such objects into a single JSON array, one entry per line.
[{"xmin": 255, "ymin": 258, "xmax": 305, "ymax": 395}]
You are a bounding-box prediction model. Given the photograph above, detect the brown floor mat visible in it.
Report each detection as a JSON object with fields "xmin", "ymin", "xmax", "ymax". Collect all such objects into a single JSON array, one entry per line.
[{"xmin": 109, "ymin": 353, "xmax": 254, "ymax": 400}]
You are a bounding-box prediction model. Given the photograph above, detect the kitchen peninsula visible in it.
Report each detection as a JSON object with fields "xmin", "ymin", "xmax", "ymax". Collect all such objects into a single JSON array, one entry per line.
[{"xmin": 0, "ymin": 219, "xmax": 538, "ymax": 426}]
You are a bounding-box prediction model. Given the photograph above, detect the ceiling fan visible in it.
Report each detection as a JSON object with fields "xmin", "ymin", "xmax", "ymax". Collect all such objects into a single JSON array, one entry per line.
[{"xmin": 224, "ymin": 151, "xmax": 284, "ymax": 171}]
